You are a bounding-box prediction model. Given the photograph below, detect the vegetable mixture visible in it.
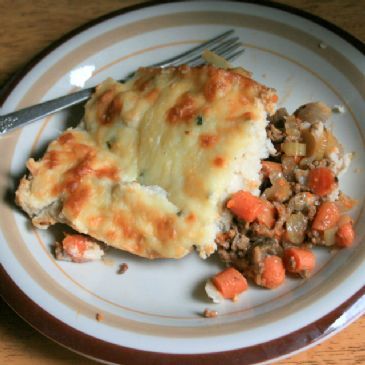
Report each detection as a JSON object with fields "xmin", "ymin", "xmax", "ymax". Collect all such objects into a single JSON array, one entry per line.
[{"xmin": 210, "ymin": 102, "xmax": 356, "ymax": 299}]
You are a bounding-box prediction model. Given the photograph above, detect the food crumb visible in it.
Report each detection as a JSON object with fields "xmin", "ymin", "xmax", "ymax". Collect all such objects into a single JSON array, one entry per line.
[
  {"xmin": 332, "ymin": 104, "xmax": 345, "ymax": 113},
  {"xmin": 117, "ymin": 263, "xmax": 129, "ymax": 274},
  {"xmin": 319, "ymin": 42, "xmax": 327, "ymax": 49},
  {"xmin": 96, "ymin": 312, "xmax": 104, "ymax": 321},
  {"xmin": 101, "ymin": 257, "xmax": 115, "ymax": 266},
  {"xmin": 203, "ymin": 308, "xmax": 218, "ymax": 318},
  {"xmin": 232, "ymin": 295, "xmax": 239, "ymax": 303}
]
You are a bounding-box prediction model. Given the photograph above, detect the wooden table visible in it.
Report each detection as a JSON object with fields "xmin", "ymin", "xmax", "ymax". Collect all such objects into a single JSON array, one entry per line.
[{"xmin": 0, "ymin": 1, "xmax": 364, "ymax": 364}]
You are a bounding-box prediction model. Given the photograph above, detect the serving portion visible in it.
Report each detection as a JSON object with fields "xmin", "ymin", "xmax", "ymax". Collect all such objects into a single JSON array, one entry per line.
[
  {"xmin": 1, "ymin": 1, "xmax": 364, "ymax": 364},
  {"xmin": 15, "ymin": 61, "xmax": 357, "ymax": 304},
  {"xmin": 207, "ymin": 101, "xmax": 356, "ymax": 302},
  {"xmin": 16, "ymin": 64, "xmax": 277, "ymax": 260}
]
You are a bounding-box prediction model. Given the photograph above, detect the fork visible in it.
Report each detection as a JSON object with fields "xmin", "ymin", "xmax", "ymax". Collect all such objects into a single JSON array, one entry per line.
[{"xmin": 0, "ymin": 29, "xmax": 244, "ymax": 135}]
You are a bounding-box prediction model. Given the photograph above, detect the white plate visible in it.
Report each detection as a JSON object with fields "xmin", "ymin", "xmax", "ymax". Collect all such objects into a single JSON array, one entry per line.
[{"xmin": 0, "ymin": 1, "xmax": 364, "ymax": 364}]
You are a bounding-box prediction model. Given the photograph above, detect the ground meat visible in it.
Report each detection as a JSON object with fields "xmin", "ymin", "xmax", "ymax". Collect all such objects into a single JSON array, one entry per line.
[
  {"xmin": 217, "ymin": 223, "xmax": 254, "ymax": 272},
  {"xmin": 251, "ymin": 222, "xmax": 275, "ymax": 238},
  {"xmin": 250, "ymin": 237, "xmax": 283, "ymax": 259},
  {"xmin": 218, "ymin": 221, "xmax": 284, "ymax": 279},
  {"xmin": 231, "ymin": 257, "xmax": 251, "ymax": 273},
  {"xmin": 306, "ymin": 158, "xmax": 335, "ymax": 170},
  {"xmin": 291, "ymin": 180, "xmax": 311, "ymax": 194},
  {"xmin": 218, "ymin": 102, "xmax": 354, "ymax": 291},
  {"xmin": 218, "ymin": 243, "xmax": 249, "ymax": 265},
  {"xmin": 268, "ymin": 107, "xmax": 288, "ymax": 126},
  {"xmin": 307, "ymin": 205, "xmax": 317, "ymax": 220},
  {"xmin": 273, "ymin": 202, "xmax": 289, "ymax": 233},
  {"xmin": 248, "ymin": 238, "xmax": 283, "ymax": 281},
  {"xmin": 96, "ymin": 313, "xmax": 104, "ymax": 321},
  {"xmin": 117, "ymin": 263, "xmax": 128, "ymax": 274},
  {"xmin": 231, "ymin": 231, "xmax": 250, "ymax": 251},
  {"xmin": 307, "ymin": 230, "xmax": 324, "ymax": 246},
  {"xmin": 216, "ymin": 224, "xmax": 250, "ymax": 263},
  {"xmin": 267, "ymin": 124, "xmax": 285, "ymax": 143}
]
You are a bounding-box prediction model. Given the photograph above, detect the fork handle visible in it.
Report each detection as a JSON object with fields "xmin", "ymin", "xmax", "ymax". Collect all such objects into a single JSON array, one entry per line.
[{"xmin": 0, "ymin": 87, "xmax": 93, "ymax": 135}]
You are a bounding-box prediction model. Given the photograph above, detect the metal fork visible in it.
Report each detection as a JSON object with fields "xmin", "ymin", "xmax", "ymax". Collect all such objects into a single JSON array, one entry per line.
[{"xmin": 0, "ymin": 29, "xmax": 244, "ymax": 135}]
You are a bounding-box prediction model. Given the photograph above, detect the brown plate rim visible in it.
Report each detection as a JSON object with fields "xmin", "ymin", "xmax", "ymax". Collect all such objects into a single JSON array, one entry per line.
[
  {"xmin": 1, "ymin": 264, "xmax": 364, "ymax": 365},
  {"xmin": 0, "ymin": 1, "xmax": 364, "ymax": 364}
]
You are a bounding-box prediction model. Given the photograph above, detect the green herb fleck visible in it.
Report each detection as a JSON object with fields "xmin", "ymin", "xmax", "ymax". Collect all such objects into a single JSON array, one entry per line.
[
  {"xmin": 139, "ymin": 171, "xmax": 145, "ymax": 178},
  {"xmin": 196, "ymin": 115, "xmax": 203, "ymax": 126},
  {"xmin": 176, "ymin": 210, "xmax": 183, "ymax": 217}
]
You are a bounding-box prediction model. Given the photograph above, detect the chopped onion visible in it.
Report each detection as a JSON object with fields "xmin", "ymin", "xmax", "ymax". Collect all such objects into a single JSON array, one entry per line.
[
  {"xmin": 285, "ymin": 116, "xmax": 301, "ymax": 138},
  {"xmin": 205, "ymin": 279, "xmax": 223, "ymax": 303},
  {"xmin": 268, "ymin": 170, "xmax": 283, "ymax": 184},
  {"xmin": 337, "ymin": 215, "xmax": 353, "ymax": 227},
  {"xmin": 302, "ymin": 128, "xmax": 327, "ymax": 160},
  {"xmin": 231, "ymin": 66, "xmax": 252, "ymax": 78},
  {"xmin": 202, "ymin": 49, "xmax": 231, "ymax": 69},
  {"xmin": 286, "ymin": 212, "xmax": 308, "ymax": 244},
  {"xmin": 336, "ymin": 192, "xmax": 357, "ymax": 212},
  {"xmin": 281, "ymin": 142, "xmax": 306, "ymax": 156},
  {"xmin": 323, "ymin": 227, "xmax": 338, "ymax": 246},
  {"xmin": 325, "ymin": 129, "xmax": 343, "ymax": 157}
]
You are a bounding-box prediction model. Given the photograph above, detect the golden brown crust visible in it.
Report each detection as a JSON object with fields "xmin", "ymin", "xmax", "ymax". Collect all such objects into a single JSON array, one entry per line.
[{"xmin": 16, "ymin": 65, "xmax": 277, "ymax": 259}]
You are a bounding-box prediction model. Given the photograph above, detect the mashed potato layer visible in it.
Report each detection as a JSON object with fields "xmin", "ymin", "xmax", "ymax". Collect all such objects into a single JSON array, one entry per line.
[{"xmin": 16, "ymin": 65, "xmax": 277, "ymax": 259}]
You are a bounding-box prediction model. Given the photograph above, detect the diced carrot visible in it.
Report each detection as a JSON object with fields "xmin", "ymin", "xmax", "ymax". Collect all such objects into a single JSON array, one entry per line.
[
  {"xmin": 312, "ymin": 201, "xmax": 340, "ymax": 231},
  {"xmin": 62, "ymin": 234, "xmax": 89, "ymax": 256},
  {"xmin": 308, "ymin": 167, "xmax": 336, "ymax": 196},
  {"xmin": 260, "ymin": 255, "xmax": 285, "ymax": 289},
  {"xmin": 227, "ymin": 191, "xmax": 263, "ymax": 223},
  {"xmin": 257, "ymin": 200, "xmax": 276, "ymax": 229},
  {"xmin": 261, "ymin": 161, "xmax": 282, "ymax": 177},
  {"xmin": 336, "ymin": 222, "xmax": 355, "ymax": 248},
  {"xmin": 212, "ymin": 267, "xmax": 248, "ymax": 299},
  {"xmin": 284, "ymin": 248, "xmax": 316, "ymax": 274}
]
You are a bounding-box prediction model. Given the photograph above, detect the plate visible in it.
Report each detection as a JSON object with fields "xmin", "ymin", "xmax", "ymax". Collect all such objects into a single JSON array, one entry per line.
[{"xmin": 0, "ymin": 1, "xmax": 364, "ymax": 364}]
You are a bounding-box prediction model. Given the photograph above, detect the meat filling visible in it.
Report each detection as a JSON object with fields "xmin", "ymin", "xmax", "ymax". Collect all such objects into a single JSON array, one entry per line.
[{"xmin": 218, "ymin": 102, "xmax": 356, "ymax": 288}]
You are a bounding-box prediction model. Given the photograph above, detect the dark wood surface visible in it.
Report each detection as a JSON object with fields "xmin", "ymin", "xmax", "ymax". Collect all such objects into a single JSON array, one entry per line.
[{"xmin": 1, "ymin": 1, "xmax": 364, "ymax": 364}]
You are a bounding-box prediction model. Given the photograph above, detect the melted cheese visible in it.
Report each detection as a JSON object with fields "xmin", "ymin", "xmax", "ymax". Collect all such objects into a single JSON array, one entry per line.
[{"xmin": 17, "ymin": 65, "xmax": 277, "ymax": 259}]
